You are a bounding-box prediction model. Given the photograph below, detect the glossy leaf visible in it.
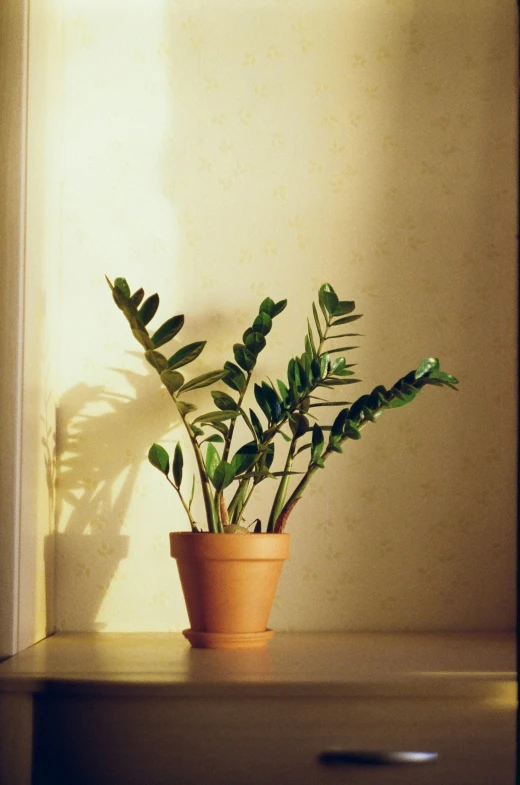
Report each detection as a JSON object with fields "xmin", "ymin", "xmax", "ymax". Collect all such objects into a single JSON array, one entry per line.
[
  {"xmin": 259, "ymin": 297, "xmax": 276, "ymax": 317},
  {"xmin": 329, "ymin": 346, "xmax": 359, "ymax": 354},
  {"xmin": 178, "ymin": 370, "xmax": 226, "ymax": 394},
  {"xmin": 151, "ymin": 315, "xmax": 184, "ymax": 348},
  {"xmin": 201, "ymin": 434, "xmax": 225, "ymax": 444},
  {"xmin": 148, "ymin": 443, "xmax": 169, "ymax": 474},
  {"xmin": 173, "ymin": 443, "xmax": 183, "ymax": 487},
  {"xmin": 177, "ymin": 400, "xmax": 197, "ymax": 416},
  {"xmin": 415, "ymin": 357, "xmax": 439, "ymax": 379},
  {"xmin": 318, "ymin": 283, "xmax": 339, "ymax": 314},
  {"xmin": 193, "ymin": 410, "xmax": 240, "ymax": 424},
  {"xmin": 331, "ymin": 314, "xmax": 363, "ymax": 326},
  {"xmin": 211, "ymin": 391, "xmax": 238, "ymax": 411},
  {"xmin": 114, "ymin": 277, "xmax": 131, "ymax": 298},
  {"xmin": 311, "ymin": 423, "xmax": 324, "ymax": 462},
  {"xmin": 205, "ymin": 442, "xmax": 220, "ymax": 481},
  {"xmin": 222, "ymin": 361, "xmax": 246, "ymax": 393},
  {"xmin": 212, "ymin": 461, "xmax": 236, "ymax": 491},
  {"xmin": 262, "ymin": 382, "xmax": 282, "ymax": 422},
  {"xmin": 319, "ymin": 354, "xmax": 330, "ymax": 378},
  {"xmin": 145, "ymin": 350, "xmax": 168, "ymax": 373},
  {"xmin": 131, "ymin": 326, "xmax": 149, "ymax": 348},
  {"xmin": 289, "ymin": 413, "xmax": 309, "ymax": 438},
  {"xmin": 160, "ymin": 368, "xmax": 185, "ymax": 394},
  {"xmin": 249, "ymin": 408, "xmax": 264, "ymax": 441},
  {"xmin": 245, "ymin": 331, "xmax": 266, "ymax": 356},
  {"xmin": 331, "ymin": 300, "xmax": 356, "ymax": 317},
  {"xmin": 231, "ymin": 442, "xmax": 258, "ymax": 475},
  {"xmin": 272, "ymin": 299, "xmax": 287, "ymax": 317},
  {"xmin": 252, "ymin": 312, "xmax": 272, "ymax": 336},
  {"xmin": 254, "ymin": 384, "xmax": 271, "ymax": 422},
  {"xmin": 130, "ymin": 288, "xmax": 145, "ymax": 307},
  {"xmin": 138, "ymin": 294, "xmax": 160, "ymax": 326},
  {"xmin": 233, "ymin": 343, "xmax": 256, "ymax": 372},
  {"xmin": 167, "ymin": 341, "xmax": 206, "ymax": 370},
  {"xmin": 277, "ymin": 378, "xmax": 289, "ymax": 405},
  {"xmin": 331, "ymin": 408, "xmax": 349, "ymax": 437},
  {"xmin": 312, "ymin": 302, "xmax": 324, "ymax": 341}
]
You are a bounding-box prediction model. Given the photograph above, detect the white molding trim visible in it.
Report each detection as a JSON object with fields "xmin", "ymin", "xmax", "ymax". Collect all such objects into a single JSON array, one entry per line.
[{"xmin": 0, "ymin": 0, "xmax": 28, "ymax": 658}]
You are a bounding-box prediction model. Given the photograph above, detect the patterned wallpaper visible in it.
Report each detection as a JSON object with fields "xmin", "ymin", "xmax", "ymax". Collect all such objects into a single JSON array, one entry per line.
[{"xmin": 35, "ymin": 0, "xmax": 517, "ymax": 631}]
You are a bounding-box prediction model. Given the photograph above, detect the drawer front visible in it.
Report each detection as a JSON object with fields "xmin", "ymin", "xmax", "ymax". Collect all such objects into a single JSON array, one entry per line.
[{"xmin": 33, "ymin": 695, "xmax": 516, "ymax": 785}]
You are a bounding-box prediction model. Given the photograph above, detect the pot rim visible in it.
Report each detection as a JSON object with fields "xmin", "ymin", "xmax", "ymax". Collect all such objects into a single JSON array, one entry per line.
[{"xmin": 169, "ymin": 531, "xmax": 290, "ymax": 560}]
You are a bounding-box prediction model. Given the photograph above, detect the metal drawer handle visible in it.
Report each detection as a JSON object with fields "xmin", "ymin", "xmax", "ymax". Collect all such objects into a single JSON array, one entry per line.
[{"xmin": 318, "ymin": 750, "xmax": 439, "ymax": 767}]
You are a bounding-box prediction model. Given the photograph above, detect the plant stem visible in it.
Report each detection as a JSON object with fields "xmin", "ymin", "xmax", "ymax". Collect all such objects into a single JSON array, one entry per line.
[
  {"xmin": 179, "ymin": 410, "xmax": 221, "ymax": 533},
  {"xmin": 221, "ymin": 371, "xmax": 252, "ymax": 465},
  {"xmin": 266, "ymin": 429, "xmax": 299, "ymax": 532},
  {"xmin": 166, "ymin": 477, "xmax": 198, "ymax": 532}
]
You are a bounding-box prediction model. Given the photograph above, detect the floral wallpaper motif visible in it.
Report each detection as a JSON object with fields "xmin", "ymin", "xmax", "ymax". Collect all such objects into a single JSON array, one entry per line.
[{"xmin": 38, "ymin": 0, "xmax": 517, "ymax": 631}]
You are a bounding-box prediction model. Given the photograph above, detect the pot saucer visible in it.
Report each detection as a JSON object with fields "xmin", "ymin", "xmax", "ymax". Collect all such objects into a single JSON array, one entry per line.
[{"xmin": 182, "ymin": 628, "xmax": 274, "ymax": 649}]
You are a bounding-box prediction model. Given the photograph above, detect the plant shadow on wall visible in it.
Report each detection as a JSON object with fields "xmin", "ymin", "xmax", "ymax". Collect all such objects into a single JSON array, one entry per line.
[{"xmin": 53, "ymin": 367, "xmax": 178, "ymax": 630}]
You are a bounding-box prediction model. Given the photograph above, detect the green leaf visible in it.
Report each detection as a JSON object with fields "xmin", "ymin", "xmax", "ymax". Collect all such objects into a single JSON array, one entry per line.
[
  {"xmin": 130, "ymin": 288, "xmax": 145, "ymax": 307},
  {"xmin": 311, "ymin": 423, "xmax": 324, "ymax": 462},
  {"xmin": 252, "ymin": 312, "xmax": 272, "ymax": 336},
  {"xmin": 415, "ymin": 357, "xmax": 440, "ymax": 380},
  {"xmin": 151, "ymin": 315, "xmax": 185, "ymax": 348},
  {"xmin": 331, "ymin": 314, "xmax": 363, "ymax": 326},
  {"xmin": 177, "ymin": 400, "xmax": 197, "ymax": 416},
  {"xmin": 131, "ymin": 326, "xmax": 150, "ymax": 348},
  {"xmin": 205, "ymin": 442, "xmax": 220, "ymax": 481},
  {"xmin": 277, "ymin": 378, "xmax": 289, "ymax": 404},
  {"xmin": 114, "ymin": 277, "xmax": 131, "ymax": 298},
  {"xmin": 289, "ymin": 413, "xmax": 310, "ymax": 438},
  {"xmin": 178, "ymin": 370, "xmax": 226, "ymax": 393},
  {"xmin": 193, "ymin": 410, "xmax": 241, "ymax": 424},
  {"xmin": 233, "ymin": 343, "xmax": 256, "ymax": 371},
  {"xmin": 254, "ymin": 384, "xmax": 271, "ymax": 422},
  {"xmin": 249, "ymin": 408, "xmax": 264, "ymax": 441},
  {"xmin": 329, "ymin": 346, "xmax": 359, "ymax": 354},
  {"xmin": 331, "ymin": 357, "xmax": 346, "ymax": 374},
  {"xmin": 430, "ymin": 369, "xmax": 459, "ymax": 386},
  {"xmin": 326, "ymin": 332, "xmax": 363, "ymax": 340},
  {"xmin": 173, "ymin": 443, "xmax": 183, "ymax": 487},
  {"xmin": 312, "ymin": 302, "xmax": 324, "ymax": 341},
  {"xmin": 319, "ymin": 354, "xmax": 330, "ymax": 378},
  {"xmin": 222, "ymin": 361, "xmax": 246, "ymax": 393},
  {"xmin": 211, "ymin": 391, "xmax": 238, "ymax": 411},
  {"xmin": 231, "ymin": 442, "xmax": 258, "ymax": 475},
  {"xmin": 331, "ymin": 300, "xmax": 356, "ymax": 317},
  {"xmin": 138, "ymin": 293, "xmax": 160, "ymax": 326},
  {"xmin": 212, "ymin": 461, "xmax": 236, "ymax": 491},
  {"xmin": 167, "ymin": 341, "xmax": 206, "ymax": 370},
  {"xmin": 272, "ymin": 299, "xmax": 287, "ymax": 317},
  {"xmin": 160, "ymin": 368, "xmax": 185, "ymax": 394},
  {"xmin": 319, "ymin": 284, "xmax": 339, "ymax": 315},
  {"xmin": 201, "ymin": 434, "xmax": 225, "ymax": 444},
  {"xmin": 245, "ymin": 331, "xmax": 266, "ymax": 355},
  {"xmin": 145, "ymin": 350, "xmax": 168, "ymax": 373},
  {"xmin": 259, "ymin": 297, "xmax": 276, "ymax": 317},
  {"xmin": 331, "ymin": 408, "xmax": 349, "ymax": 437},
  {"xmin": 148, "ymin": 443, "xmax": 169, "ymax": 474},
  {"xmin": 307, "ymin": 319, "xmax": 317, "ymax": 357}
]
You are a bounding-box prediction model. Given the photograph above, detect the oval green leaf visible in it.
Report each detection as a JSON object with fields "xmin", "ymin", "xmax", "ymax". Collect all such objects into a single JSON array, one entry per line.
[
  {"xmin": 148, "ymin": 443, "xmax": 169, "ymax": 474},
  {"xmin": 167, "ymin": 341, "xmax": 206, "ymax": 370}
]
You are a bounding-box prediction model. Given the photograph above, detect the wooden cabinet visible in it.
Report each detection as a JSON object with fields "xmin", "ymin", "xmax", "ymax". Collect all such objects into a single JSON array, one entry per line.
[{"xmin": 0, "ymin": 633, "xmax": 516, "ymax": 785}]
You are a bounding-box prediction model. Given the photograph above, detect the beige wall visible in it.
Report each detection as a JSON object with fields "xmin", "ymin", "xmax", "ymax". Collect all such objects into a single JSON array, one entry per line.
[{"xmin": 28, "ymin": 0, "xmax": 517, "ymax": 632}]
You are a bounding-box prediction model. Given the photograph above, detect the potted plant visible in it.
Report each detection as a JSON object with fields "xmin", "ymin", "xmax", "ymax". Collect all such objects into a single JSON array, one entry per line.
[{"xmin": 107, "ymin": 276, "xmax": 458, "ymax": 648}]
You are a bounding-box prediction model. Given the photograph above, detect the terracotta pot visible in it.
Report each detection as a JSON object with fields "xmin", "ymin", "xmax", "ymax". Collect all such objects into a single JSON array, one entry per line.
[{"xmin": 170, "ymin": 532, "xmax": 290, "ymax": 649}]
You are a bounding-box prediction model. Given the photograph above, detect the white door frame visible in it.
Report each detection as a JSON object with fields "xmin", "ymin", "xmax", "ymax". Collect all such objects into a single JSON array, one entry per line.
[{"xmin": 0, "ymin": 0, "xmax": 29, "ymax": 658}]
